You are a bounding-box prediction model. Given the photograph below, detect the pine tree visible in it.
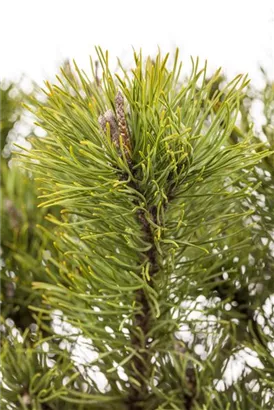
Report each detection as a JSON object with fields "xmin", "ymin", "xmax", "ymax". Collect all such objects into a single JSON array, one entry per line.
[{"xmin": 1, "ymin": 49, "xmax": 273, "ymax": 409}]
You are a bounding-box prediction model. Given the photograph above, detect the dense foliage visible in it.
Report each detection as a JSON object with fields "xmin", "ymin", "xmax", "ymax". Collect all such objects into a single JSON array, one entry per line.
[{"xmin": 1, "ymin": 50, "xmax": 273, "ymax": 409}]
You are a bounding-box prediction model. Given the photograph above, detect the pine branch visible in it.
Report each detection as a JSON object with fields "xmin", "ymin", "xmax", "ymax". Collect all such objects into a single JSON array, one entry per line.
[
  {"xmin": 127, "ymin": 203, "xmax": 158, "ymax": 408},
  {"xmin": 11, "ymin": 49, "xmax": 273, "ymax": 409}
]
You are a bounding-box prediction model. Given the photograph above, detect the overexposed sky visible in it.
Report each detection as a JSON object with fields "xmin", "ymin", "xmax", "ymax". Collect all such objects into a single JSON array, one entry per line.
[{"xmin": 1, "ymin": 0, "xmax": 273, "ymax": 87}]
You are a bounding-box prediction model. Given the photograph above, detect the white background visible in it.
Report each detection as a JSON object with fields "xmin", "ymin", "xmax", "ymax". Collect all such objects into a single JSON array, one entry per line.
[{"xmin": 1, "ymin": 0, "xmax": 273, "ymax": 86}]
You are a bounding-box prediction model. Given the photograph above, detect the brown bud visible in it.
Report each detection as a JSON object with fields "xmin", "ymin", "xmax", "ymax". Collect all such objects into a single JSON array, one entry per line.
[
  {"xmin": 98, "ymin": 91, "xmax": 131, "ymax": 162},
  {"xmin": 98, "ymin": 109, "xmax": 120, "ymax": 147},
  {"xmin": 115, "ymin": 91, "xmax": 131, "ymax": 156}
]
